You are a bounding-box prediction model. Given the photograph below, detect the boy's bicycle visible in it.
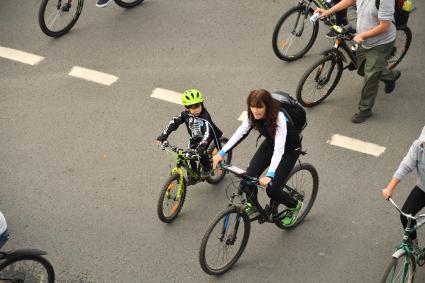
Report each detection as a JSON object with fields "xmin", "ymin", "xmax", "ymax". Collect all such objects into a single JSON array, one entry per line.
[
  {"xmin": 381, "ymin": 198, "xmax": 425, "ymax": 283},
  {"xmin": 198, "ymin": 153, "xmax": 319, "ymax": 275},
  {"xmin": 0, "ymin": 249, "xmax": 55, "ymax": 282},
  {"xmin": 38, "ymin": 0, "xmax": 145, "ymax": 37},
  {"xmin": 295, "ymin": 19, "xmax": 411, "ymax": 108},
  {"xmin": 157, "ymin": 138, "xmax": 232, "ymax": 223},
  {"xmin": 272, "ymin": 0, "xmax": 357, "ymax": 62}
]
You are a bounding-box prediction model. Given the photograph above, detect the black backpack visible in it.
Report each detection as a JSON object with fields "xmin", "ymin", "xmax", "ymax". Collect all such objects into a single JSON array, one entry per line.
[
  {"xmin": 375, "ymin": 0, "xmax": 410, "ymax": 27},
  {"xmin": 271, "ymin": 91, "xmax": 307, "ymax": 134}
]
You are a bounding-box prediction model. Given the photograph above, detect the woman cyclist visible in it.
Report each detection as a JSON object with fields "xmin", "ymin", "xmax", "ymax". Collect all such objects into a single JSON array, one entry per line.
[
  {"xmin": 382, "ymin": 126, "xmax": 425, "ymax": 251},
  {"xmin": 212, "ymin": 89, "xmax": 302, "ymax": 226}
]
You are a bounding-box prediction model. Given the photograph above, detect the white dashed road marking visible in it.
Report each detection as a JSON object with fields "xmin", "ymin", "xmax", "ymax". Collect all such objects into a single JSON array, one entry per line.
[
  {"xmin": 68, "ymin": 66, "xmax": 118, "ymax": 86},
  {"xmin": 0, "ymin": 46, "xmax": 44, "ymax": 65},
  {"xmin": 327, "ymin": 134, "xmax": 386, "ymax": 157},
  {"xmin": 238, "ymin": 111, "xmax": 247, "ymax": 122},
  {"xmin": 150, "ymin": 88, "xmax": 182, "ymax": 105}
]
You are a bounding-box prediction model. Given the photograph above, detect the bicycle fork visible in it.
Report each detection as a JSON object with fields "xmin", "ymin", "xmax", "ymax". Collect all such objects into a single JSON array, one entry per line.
[{"xmin": 220, "ymin": 211, "xmax": 242, "ymax": 245}]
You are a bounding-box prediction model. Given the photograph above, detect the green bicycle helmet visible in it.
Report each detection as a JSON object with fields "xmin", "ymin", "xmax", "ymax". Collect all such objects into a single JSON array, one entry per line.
[{"xmin": 181, "ymin": 89, "xmax": 204, "ymax": 106}]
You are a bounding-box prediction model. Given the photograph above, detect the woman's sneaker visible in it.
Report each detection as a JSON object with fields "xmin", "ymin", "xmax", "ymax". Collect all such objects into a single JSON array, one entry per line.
[
  {"xmin": 281, "ymin": 201, "xmax": 303, "ymax": 226},
  {"xmin": 245, "ymin": 202, "xmax": 260, "ymax": 218}
]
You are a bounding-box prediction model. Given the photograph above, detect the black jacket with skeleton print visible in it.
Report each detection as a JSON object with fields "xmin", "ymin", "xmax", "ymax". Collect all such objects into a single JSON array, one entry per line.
[{"xmin": 159, "ymin": 107, "xmax": 223, "ymax": 148}]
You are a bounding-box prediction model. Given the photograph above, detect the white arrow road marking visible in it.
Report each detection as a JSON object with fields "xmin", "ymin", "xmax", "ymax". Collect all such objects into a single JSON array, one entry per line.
[
  {"xmin": 0, "ymin": 46, "xmax": 44, "ymax": 65},
  {"xmin": 68, "ymin": 66, "xmax": 118, "ymax": 86},
  {"xmin": 327, "ymin": 134, "xmax": 386, "ymax": 157},
  {"xmin": 150, "ymin": 88, "xmax": 182, "ymax": 105}
]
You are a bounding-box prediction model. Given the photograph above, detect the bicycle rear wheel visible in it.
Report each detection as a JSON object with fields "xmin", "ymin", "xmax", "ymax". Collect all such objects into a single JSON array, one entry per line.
[
  {"xmin": 0, "ymin": 255, "xmax": 55, "ymax": 283},
  {"xmin": 272, "ymin": 5, "xmax": 319, "ymax": 62},
  {"xmin": 157, "ymin": 173, "xmax": 187, "ymax": 223},
  {"xmin": 381, "ymin": 251, "xmax": 415, "ymax": 283},
  {"xmin": 38, "ymin": 0, "xmax": 83, "ymax": 37},
  {"xmin": 387, "ymin": 26, "xmax": 412, "ymax": 70},
  {"xmin": 273, "ymin": 163, "xmax": 319, "ymax": 230},
  {"xmin": 199, "ymin": 206, "xmax": 251, "ymax": 275},
  {"xmin": 206, "ymin": 137, "xmax": 232, "ymax": 185},
  {"xmin": 114, "ymin": 0, "xmax": 144, "ymax": 8},
  {"xmin": 296, "ymin": 54, "xmax": 343, "ymax": 107}
]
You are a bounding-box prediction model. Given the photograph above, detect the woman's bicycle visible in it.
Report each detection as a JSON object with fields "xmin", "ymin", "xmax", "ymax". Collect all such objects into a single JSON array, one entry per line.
[
  {"xmin": 157, "ymin": 138, "xmax": 232, "ymax": 223},
  {"xmin": 198, "ymin": 153, "xmax": 319, "ymax": 275},
  {"xmin": 381, "ymin": 198, "xmax": 425, "ymax": 283},
  {"xmin": 272, "ymin": 0, "xmax": 357, "ymax": 62},
  {"xmin": 38, "ymin": 0, "xmax": 145, "ymax": 37},
  {"xmin": 0, "ymin": 249, "xmax": 55, "ymax": 282},
  {"xmin": 295, "ymin": 18, "xmax": 411, "ymax": 108}
]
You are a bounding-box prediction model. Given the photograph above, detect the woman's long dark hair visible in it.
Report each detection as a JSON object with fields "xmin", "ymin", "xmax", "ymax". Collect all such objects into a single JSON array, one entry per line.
[{"xmin": 247, "ymin": 89, "xmax": 280, "ymax": 137}]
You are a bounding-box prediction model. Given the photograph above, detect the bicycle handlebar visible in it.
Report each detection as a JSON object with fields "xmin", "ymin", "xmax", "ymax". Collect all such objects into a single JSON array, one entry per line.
[
  {"xmin": 159, "ymin": 141, "xmax": 200, "ymax": 158},
  {"xmin": 388, "ymin": 197, "xmax": 425, "ymax": 221},
  {"xmin": 220, "ymin": 163, "xmax": 259, "ymax": 183}
]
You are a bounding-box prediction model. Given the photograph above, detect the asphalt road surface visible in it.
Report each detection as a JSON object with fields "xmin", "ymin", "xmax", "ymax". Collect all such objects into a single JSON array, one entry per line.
[{"xmin": 0, "ymin": 0, "xmax": 424, "ymax": 282}]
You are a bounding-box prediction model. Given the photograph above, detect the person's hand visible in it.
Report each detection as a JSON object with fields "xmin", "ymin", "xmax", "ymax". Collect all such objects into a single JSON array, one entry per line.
[
  {"xmin": 353, "ymin": 34, "xmax": 365, "ymax": 44},
  {"xmin": 315, "ymin": 8, "xmax": 332, "ymax": 18},
  {"xmin": 382, "ymin": 187, "xmax": 393, "ymax": 200},
  {"xmin": 156, "ymin": 134, "xmax": 167, "ymax": 145},
  {"xmin": 259, "ymin": 177, "xmax": 272, "ymax": 188},
  {"xmin": 212, "ymin": 154, "xmax": 224, "ymax": 169}
]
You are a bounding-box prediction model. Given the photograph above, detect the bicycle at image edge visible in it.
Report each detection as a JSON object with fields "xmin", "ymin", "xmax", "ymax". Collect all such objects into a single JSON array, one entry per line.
[
  {"xmin": 198, "ymin": 151, "xmax": 319, "ymax": 275},
  {"xmin": 157, "ymin": 138, "xmax": 232, "ymax": 223},
  {"xmin": 38, "ymin": 0, "xmax": 145, "ymax": 37},
  {"xmin": 295, "ymin": 17, "xmax": 411, "ymax": 108},
  {"xmin": 381, "ymin": 198, "xmax": 425, "ymax": 283}
]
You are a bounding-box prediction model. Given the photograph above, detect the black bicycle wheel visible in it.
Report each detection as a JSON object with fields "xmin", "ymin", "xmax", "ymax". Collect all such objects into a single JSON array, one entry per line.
[
  {"xmin": 199, "ymin": 206, "xmax": 251, "ymax": 275},
  {"xmin": 206, "ymin": 137, "xmax": 232, "ymax": 185},
  {"xmin": 272, "ymin": 5, "xmax": 319, "ymax": 62},
  {"xmin": 157, "ymin": 173, "xmax": 187, "ymax": 223},
  {"xmin": 273, "ymin": 163, "xmax": 319, "ymax": 230},
  {"xmin": 113, "ymin": 0, "xmax": 144, "ymax": 8},
  {"xmin": 0, "ymin": 255, "xmax": 55, "ymax": 283},
  {"xmin": 381, "ymin": 251, "xmax": 415, "ymax": 283},
  {"xmin": 296, "ymin": 54, "xmax": 343, "ymax": 107},
  {"xmin": 387, "ymin": 25, "xmax": 412, "ymax": 70},
  {"xmin": 38, "ymin": 0, "xmax": 83, "ymax": 37}
]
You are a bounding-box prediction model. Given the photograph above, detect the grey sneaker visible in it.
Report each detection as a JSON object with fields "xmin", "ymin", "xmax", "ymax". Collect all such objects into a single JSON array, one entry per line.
[{"xmin": 96, "ymin": 0, "xmax": 112, "ymax": 8}]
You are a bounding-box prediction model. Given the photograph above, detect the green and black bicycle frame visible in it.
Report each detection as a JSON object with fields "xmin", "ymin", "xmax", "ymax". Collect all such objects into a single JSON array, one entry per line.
[{"xmin": 170, "ymin": 148, "xmax": 202, "ymax": 185}]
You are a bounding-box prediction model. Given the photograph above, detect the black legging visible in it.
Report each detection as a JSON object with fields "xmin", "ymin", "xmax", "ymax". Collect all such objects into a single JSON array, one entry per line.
[
  {"xmin": 333, "ymin": 0, "xmax": 348, "ymax": 26},
  {"xmin": 400, "ymin": 186, "xmax": 425, "ymax": 240},
  {"xmin": 245, "ymin": 140, "xmax": 300, "ymax": 208}
]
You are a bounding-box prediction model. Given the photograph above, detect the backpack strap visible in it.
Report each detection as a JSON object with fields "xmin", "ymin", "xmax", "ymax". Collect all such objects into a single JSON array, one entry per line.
[{"xmin": 280, "ymin": 108, "xmax": 295, "ymax": 128}]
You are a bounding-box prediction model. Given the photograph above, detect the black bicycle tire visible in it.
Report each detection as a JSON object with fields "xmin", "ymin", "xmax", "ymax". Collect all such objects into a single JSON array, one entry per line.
[
  {"xmin": 381, "ymin": 251, "xmax": 415, "ymax": 283},
  {"xmin": 273, "ymin": 163, "xmax": 319, "ymax": 230},
  {"xmin": 296, "ymin": 54, "xmax": 343, "ymax": 107},
  {"xmin": 388, "ymin": 25, "xmax": 412, "ymax": 70},
  {"xmin": 272, "ymin": 5, "xmax": 319, "ymax": 62},
  {"xmin": 157, "ymin": 173, "xmax": 187, "ymax": 223},
  {"xmin": 113, "ymin": 0, "xmax": 144, "ymax": 8},
  {"xmin": 0, "ymin": 254, "xmax": 55, "ymax": 283},
  {"xmin": 199, "ymin": 206, "xmax": 251, "ymax": 275},
  {"xmin": 38, "ymin": 0, "xmax": 83, "ymax": 37},
  {"xmin": 206, "ymin": 137, "xmax": 232, "ymax": 185}
]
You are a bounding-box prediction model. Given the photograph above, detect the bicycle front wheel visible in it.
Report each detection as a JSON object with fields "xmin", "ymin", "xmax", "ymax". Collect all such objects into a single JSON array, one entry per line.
[
  {"xmin": 114, "ymin": 0, "xmax": 144, "ymax": 8},
  {"xmin": 157, "ymin": 173, "xmax": 187, "ymax": 223},
  {"xmin": 199, "ymin": 206, "xmax": 251, "ymax": 275},
  {"xmin": 38, "ymin": 0, "xmax": 83, "ymax": 37},
  {"xmin": 387, "ymin": 26, "xmax": 412, "ymax": 70},
  {"xmin": 296, "ymin": 54, "xmax": 343, "ymax": 107},
  {"xmin": 206, "ymin": 137, "xmax": 232, "ymax": 185},
  {"xmin": 0, "ymin": 255, "xmax": 55, "ymax": 283},
  {"xmin": 381, "ymin": 251, "xmax": 415, "ymax": 283},
  {"xmin": 272, "ymin": 5, "xmax": 319, "ymax": 62},
  {"xmin": 273, "ymin": 163, "xmax": 319, "ymax": 230}
]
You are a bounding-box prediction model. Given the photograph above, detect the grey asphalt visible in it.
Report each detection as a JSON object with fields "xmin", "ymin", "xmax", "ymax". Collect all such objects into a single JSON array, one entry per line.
[{"xmin": 0, "ymin": 0, "xmax": 424, "ymax": 282}]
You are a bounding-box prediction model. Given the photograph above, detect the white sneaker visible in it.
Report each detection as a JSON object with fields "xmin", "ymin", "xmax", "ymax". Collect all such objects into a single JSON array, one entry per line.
[{"xmin": 96, "ymin": 0, "xmax": 112, "ymax": 8}]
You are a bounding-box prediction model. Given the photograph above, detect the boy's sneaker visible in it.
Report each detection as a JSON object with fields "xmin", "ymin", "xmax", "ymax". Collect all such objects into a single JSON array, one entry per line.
[
  {"xmin": 200, "ymin": 167, "xmax": 211, "ymax": 178},
  {"xmin": 245, "ymin": 202, "xmax": 260, "ymax": 218},
  {"xmin": 325, "ymin": 29, "xmax": 338, "ymax": 39},
  {"xmin": 281, "ymin": 200, "xmax": 303, "ymax": 226},
  {"xmin": 96, "ymin": 0, "xmax": 112, "ymax": 8}
]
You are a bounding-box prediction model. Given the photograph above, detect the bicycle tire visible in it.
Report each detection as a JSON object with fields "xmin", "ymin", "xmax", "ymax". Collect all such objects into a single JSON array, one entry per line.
[
  {"xmin": 0, "ymin": 254, "xmax": 55, "ymax": 283},
  {"xmin": 296, "ymin": 54, "xmax": 343, "ymax": 107},
  {"xmin": 206, "ymin": 137, "xmax": 232, "ymax": 185},
  {"xmin": 113, "ymin": 0, "xmax": 144, "ymax": 8},
  {"xmin": 38, "ymin": 0, "xmax": 83, "ymax": 37},
  {"xmin": 273, "ymin": 163, "xmax": 319, "ymax": 230},
  {"xmin": 157, "ymin": 173, "xmax": 187, "ymax": 223},
  {"xmin": 272, "ymin": 5, "xmax": 319, "ymax": 62},
  {"xmin": 381, "ymin": 251, "xmax": 415, "ymax": 283},
  {"xmin": 199, "ymin": 206, "xmax": 251, "ymax": 275},
  {"xmin": 388, "ymin": 25, "xmax": 412, "ymax": 70}
]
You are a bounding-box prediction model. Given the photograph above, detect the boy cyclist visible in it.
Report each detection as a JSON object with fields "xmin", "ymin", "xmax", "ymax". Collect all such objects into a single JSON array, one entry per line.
[{"xmin": 156, "ymin": 89, "xmax": 223, "ymax": 178}]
